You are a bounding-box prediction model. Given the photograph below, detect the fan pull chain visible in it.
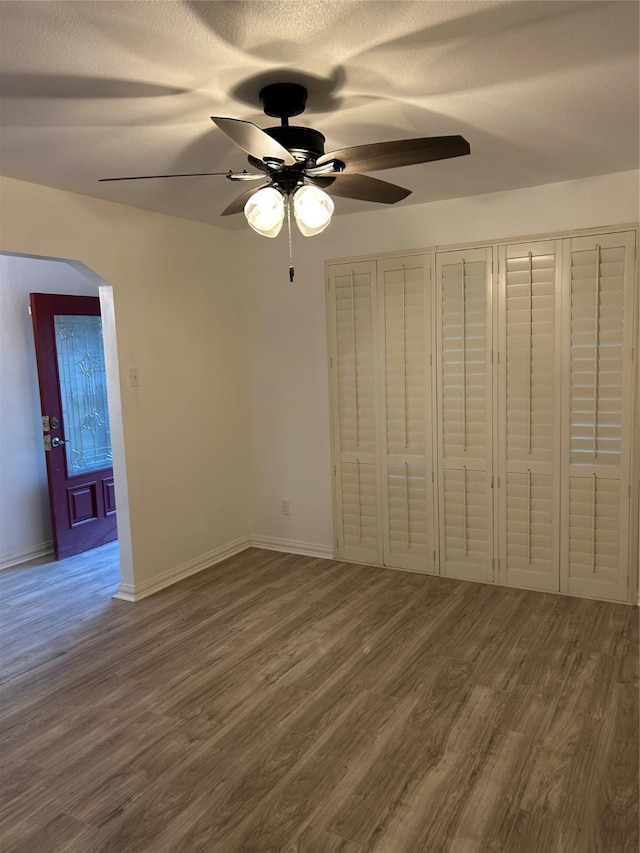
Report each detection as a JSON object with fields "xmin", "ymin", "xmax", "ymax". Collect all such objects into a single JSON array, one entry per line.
[{"xmin": 287, "ymin": 196, "xmax": 294, "ymax": 282}]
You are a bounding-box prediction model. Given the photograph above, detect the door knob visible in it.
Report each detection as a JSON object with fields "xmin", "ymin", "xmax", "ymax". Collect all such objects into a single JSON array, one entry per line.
[{"xmin": 50, "ymin": 437, "xmax": 68, "ymax": 448}]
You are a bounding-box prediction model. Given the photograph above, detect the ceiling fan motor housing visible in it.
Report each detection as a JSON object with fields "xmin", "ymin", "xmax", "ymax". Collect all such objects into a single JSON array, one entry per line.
[
  {"xmin": 258, "ymin": 83, "xmax": 326, "ymax": 165},
  {"xmin": 264, "ymin": 125, "xmax": 326, "ymax": 163}
]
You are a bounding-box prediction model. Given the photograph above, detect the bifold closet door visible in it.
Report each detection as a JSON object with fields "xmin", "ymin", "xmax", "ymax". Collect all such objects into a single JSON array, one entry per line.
[
  {"xmin": 436, "ymin": 247, "xmax": 494, "ymax": 582},
  {"xmin": 497, "ymin": 240, "xmax": 562, "ymax": 591},
  {"xmin": 377, "ymin": 255, "xmax": 436, "ymax": 572},
  {"xmin": 561, "ymin": 231, "xmax": 636, "ymax": 602},
  {"xmin": 329, "ymin": 261, "xmax": 382, "ymax": 563}
]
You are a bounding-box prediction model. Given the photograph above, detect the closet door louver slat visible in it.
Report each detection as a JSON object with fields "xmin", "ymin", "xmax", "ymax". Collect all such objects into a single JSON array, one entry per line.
[
  {"xmin": 378, "ymin": 255, "xmax": 435, "ymax": 571},
  {"xmin": 561, "ymin": 232, "xmax": 635, "ymax": 602},
  {"xmin": 329, "ymin": 261, "xmax": 381, "ymax": 563},
  {"xmin": 436, "ymin": 247, "xmax": 493, "ymax": 582},
  {"xmin": 498, "ymin": 240, "xmax": 561, "ymax": 591}
]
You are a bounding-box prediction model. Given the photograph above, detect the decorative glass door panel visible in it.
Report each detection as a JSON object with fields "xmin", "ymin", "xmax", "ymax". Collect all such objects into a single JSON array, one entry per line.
[{"xmin": 54, "ymin": 314, "xmax": 112, "ymax": 477}]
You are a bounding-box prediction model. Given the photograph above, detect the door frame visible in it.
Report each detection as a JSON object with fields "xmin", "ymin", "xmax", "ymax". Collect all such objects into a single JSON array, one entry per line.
[{"xmin": 98, "ymin": 283, "xmax": 134, "ymax": 597}]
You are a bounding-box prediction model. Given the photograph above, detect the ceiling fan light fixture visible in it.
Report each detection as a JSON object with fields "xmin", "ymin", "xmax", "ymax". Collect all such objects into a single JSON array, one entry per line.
[
  {"xmin": 293, "ymin": 185, "xmax": 334, "ymax": 237},
  {"xmin": 244, "ymin": 186, "xmax": 285, "ymax": 237}
]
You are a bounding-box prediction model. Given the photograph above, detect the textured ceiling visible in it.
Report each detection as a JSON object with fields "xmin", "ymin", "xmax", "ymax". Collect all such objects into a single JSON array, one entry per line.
[{"xmin": 0, "ymin": 0, "xmax": 638, "ymax": 229}]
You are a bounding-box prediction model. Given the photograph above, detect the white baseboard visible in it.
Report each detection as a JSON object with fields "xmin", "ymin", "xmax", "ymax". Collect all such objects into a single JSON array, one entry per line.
[
  {"xmin": 113, "ymin": 536, "xmax": 250, "ymax": 602},
  {"xmin": 0, "ymin": 541, "xmax": 54, "ymax": 571},
  {"xmin": 248, "ymin": 535, "xmax": 334, "ymax": 560},
  {"xmin": 112, "ymin": 534, "xmax": 335, "ymax": 602}
]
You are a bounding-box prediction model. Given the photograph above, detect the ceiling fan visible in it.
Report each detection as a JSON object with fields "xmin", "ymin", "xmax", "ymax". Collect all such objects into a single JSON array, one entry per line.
[{"xmin": 100, "ymin": 82, "xmax": 471, "ymax": 236}]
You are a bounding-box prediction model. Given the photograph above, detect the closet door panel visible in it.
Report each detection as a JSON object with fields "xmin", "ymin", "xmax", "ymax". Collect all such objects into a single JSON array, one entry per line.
[
  {"xmin": 498, "ymin": 240, "xmax": 561, "ymax": 591},
  {"xmin": 329, "ymin": 261, "xmax": 382, "ymax": 563},
  {"xmin": 436, "ymin": 247, "xmax": 493, "ymax": 582},
  {"xmin": 561, "ymin": 231, "xmax": 635, "ymax": 601},
  {"xmin": 378, "ymin": 255, "xmax": 435, "ymax": 572}
]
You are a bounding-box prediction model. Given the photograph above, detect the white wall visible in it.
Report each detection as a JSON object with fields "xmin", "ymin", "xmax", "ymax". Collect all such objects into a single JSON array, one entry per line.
[
  {"xmin": 240, "ymin": 170, "xmax": 640, "ymax": 552},
  {"xmin": 0, "ymin": 255, "xmax": 100, "ymax": 568},
  {"xmin": 0, "ymin": 176, "xmax": 249, "ymax": 591}
]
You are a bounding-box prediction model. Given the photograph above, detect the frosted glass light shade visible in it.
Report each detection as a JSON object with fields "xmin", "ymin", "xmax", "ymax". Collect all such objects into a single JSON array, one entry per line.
[
  {"xmin": 293, "ymin": 185, "xmax": 334, "ymax": 236},
  {"xmin": 244, "ymin": 187, "xmax": 285, "ymax": 238}
]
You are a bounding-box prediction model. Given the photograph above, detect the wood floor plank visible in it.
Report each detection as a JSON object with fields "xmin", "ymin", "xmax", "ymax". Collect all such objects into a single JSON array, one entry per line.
[
  {"xmin": 517, "ymin": 650, "xmax": 618, "ymax": 829},
  {"xmin": 63, "ymin": 714, "xmax": 221, "ymax": 826},
  {"xmin": 575, "ymin": 681, "xmax": 640, "ymax": 852},
  {"xmin": 453, "ymin": 728, "xmax": 540, "ymax": 849},
  {"xmin": 3, "ymin": 811, "xmax": 97, "ymax": 853},
  {"xmin": 0, "ymin": 544, "xmax": 637, "ymax": 852},
  {"xmin": 290, "ymin": 825, "xmax": 364, "ymax": 852},
  {"xmin": 220, "ymin": 691, "xmax": 412, "ymax": 853},
  {"xmin": 320, "ymin": 665, "xmax": 477, "ymax": 846},
  {"xmin": 148, "ymin": 727, "xmax": 317, "ymax": 851}
]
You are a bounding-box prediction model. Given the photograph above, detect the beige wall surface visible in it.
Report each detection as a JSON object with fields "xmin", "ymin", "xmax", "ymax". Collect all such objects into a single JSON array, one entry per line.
[
  {"xmin": 240, "ymin": 170, "xmax": 640, "ymax": 552},
  {"xmin": 0, "ymin": 176, "xmax": 248, "ymax": 587}
]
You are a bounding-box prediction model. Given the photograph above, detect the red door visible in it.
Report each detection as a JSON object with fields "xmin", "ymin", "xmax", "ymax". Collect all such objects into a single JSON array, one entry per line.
[{"xmin": 30, "ymin": 293, "xmax": 117, "ymax": 559}]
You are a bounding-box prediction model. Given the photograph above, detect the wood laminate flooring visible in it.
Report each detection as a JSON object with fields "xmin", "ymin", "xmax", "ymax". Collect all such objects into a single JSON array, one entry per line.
[{"xmin": 0, "ymin": 545, "xmax": 637, "ymax": 852}]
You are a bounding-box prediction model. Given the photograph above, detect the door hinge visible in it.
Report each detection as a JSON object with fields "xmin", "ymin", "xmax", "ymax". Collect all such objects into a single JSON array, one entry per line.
[
  {"xmin": 334, "ymin": 465, "xmax": 337, "ymax": 476},
  {"xmin": 43, "ymin": 435, "xmax": 52, "ymax": 452},
  {"xmin": 431, "ymin": 470, "xmax": 434, "ymax": 484},
  {"xmin": 42, "ymin": 415, "xmax": 50, "ymax": 432},
  {"xmin": 433, "ymin": 550, "xmax": 436, "ymax": 562},
  {"xmin": 330, "ymin": 357, "xmax": 333, "ymax": 369},
  {"xmin": 430, "ymin": 353, "xmax": 433, "ymax": 366},
  {"xmin": 490, "ymin": 475, "xmax": 494, "ymax": 488}
]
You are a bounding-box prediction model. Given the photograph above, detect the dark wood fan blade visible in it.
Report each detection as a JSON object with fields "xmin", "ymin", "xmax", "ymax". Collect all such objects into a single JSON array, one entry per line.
[
  {"xmin": 99, "ymin": 171, "xmax": 234, "ymax": 182},
  {"xmin": 316, "ymin": 135, "xmax": 470, "ymax": 173},
  {"xmin": 221, "ymin": 183, "xmax": 269, "ymax": 216},
  {"xmin": 310, "ymin": 173, "xmax": 411, "ymax": 204},
  {"xmin": 212, "ymin": 117, "xmax": 296, "ymax": 166}
]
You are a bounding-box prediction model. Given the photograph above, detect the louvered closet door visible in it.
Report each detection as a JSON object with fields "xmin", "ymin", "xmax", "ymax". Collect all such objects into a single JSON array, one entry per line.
[
  {"xmin": 378, "ymin": 255, "xmax": 436, "ymax": 572},
  {"xmin": 561, "ymin": 231, "xmax": 636, "ymax": 602},
  {"xmin": 329, "ymin": 261, "xmax": 381, "ymax": 563},
  {"xmin": 436, "ymin": 248, "xmax": 494, "ymax": 582},
  {"xmin": 497, "ymin": 241, "xmax": 562, "ymax": 591}
]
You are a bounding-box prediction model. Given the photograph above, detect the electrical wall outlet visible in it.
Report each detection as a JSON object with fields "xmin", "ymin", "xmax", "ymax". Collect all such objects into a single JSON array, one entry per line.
[{"xmin": 280, "ymin": 499, "xmax": 290, "ymax": 515}]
